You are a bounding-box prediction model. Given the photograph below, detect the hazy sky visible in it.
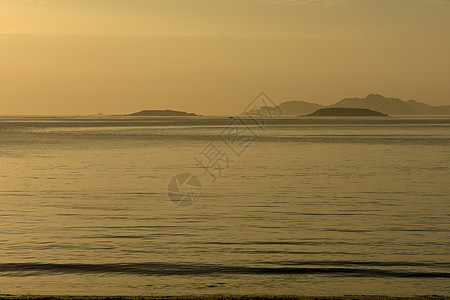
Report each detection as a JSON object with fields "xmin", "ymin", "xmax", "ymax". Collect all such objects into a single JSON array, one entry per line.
[{"xmin": 1, "ymin": 0, "xmax": 449, "ymax": 115}]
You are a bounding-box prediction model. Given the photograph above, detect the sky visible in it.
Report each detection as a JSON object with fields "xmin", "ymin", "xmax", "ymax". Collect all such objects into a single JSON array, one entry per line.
[{"xmin": 0, "ymin": 0, "xmax": 449, "ymax": 115}]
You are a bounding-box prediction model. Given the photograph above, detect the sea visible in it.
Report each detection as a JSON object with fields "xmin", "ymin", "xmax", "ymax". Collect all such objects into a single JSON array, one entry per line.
[{"xmin": 0, "ymin": 115, "xmax": 449, "ymax": 296}]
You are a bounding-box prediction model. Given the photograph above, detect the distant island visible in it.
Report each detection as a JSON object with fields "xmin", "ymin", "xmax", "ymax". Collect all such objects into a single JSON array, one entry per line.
[
  {"xmin": 246, "ymin": 94, "xmax": 450, "ymax": 116},
  {"xmin": 308, "ymin": 107, "xmax": 388, "ymax": 117},
  {"xmin": 124, "ymin": 110, "xmax": 199, "ymax": 117}
]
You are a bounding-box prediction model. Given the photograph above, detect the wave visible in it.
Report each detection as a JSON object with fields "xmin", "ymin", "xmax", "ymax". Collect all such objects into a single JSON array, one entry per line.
[{"xmin": 1, "ymin": 262, "xmax": 449, "ymax": 278}]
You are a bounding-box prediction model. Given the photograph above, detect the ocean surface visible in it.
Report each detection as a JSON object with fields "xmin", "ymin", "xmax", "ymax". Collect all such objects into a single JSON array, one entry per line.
[{"xmin": 0, "ymin": 116, "xmax": 449, "ymax": 296}]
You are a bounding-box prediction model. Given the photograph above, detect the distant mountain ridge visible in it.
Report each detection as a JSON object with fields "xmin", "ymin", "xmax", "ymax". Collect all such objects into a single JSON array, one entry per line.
[
  {"xmin": 248, "ymin": 94, "xmax": 450, "ymax": 116},
  {"xmin": 277, "ymin": 100, "xmax": 323, "ymax": 115}
]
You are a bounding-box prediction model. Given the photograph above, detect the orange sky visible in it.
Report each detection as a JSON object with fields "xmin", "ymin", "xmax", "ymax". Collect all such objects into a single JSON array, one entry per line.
[{"xmin": 1, "ymin": 0, "xmax": 449, "ymax": 115}]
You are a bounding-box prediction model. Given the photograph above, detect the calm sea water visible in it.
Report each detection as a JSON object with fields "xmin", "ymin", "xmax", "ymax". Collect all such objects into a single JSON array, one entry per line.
[{"xmin": 0, "ymin": 116, "xmax": 449, "ymax": 296}]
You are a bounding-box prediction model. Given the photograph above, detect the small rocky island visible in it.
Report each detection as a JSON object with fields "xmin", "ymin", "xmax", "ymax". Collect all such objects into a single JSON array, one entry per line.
[
  {"xmin": 125, "ymin": 110, "xmax": 199, "ymax": 116},
  {"xmin": 307, "ymin": 107, "xmax": 388, "ymax": 117}
]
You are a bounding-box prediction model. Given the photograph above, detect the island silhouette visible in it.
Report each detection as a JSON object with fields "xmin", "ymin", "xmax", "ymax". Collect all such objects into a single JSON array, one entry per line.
[
  {"xmin": 124, "ymin": 110, "xmax": 199, "ymax": 116},
  {"xmin": 247, "ymin": 94, "xmax": 450, "ymax": 116},
  {"xmin": 308, "ymin": 107, "xmax": 388, "ymax": 117},
  {"xmin": 120, "ymin": 94, "xmax": 448, "ymax": 117}
]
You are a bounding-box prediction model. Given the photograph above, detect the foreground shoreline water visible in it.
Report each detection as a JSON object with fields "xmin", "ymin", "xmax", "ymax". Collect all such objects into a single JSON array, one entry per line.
[
  {"xmin": 1, "ymin": 116, "xmax": 449, "ymax": 296},
  {"xmin": 0, "ymin": 296, "xmax": 448, "ymax": 300}
]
